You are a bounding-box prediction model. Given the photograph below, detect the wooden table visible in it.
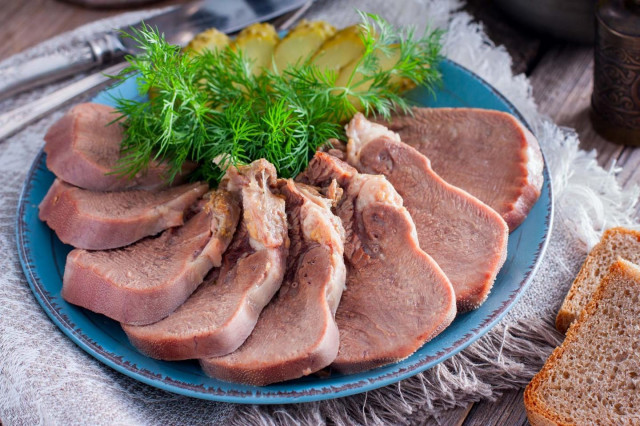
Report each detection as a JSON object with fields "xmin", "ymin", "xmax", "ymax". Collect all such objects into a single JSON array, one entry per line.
[{"xmin": 2, "ymin": 1, "xmax": 636, "ymax": 425}]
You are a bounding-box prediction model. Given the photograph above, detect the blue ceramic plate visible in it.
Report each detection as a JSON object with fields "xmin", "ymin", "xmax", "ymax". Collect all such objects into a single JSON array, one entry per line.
[{"xmin": 16, "ymin": 59, "xmax": 552, "ymax": 404}]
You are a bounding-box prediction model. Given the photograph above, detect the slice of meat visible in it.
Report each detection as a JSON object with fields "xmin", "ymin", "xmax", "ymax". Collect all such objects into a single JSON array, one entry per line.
[
  {"xmin": 62, "ymin": 189, "xmax": 241, "ymax": 325},
  {"xmin": 297, "ymin": 152, "xmax": 456, "ymax": 374},
  {"xmin": 346, "ymin": 113, "xmax": 509, "ymax": 311},
  {"xmin": 44, "ymin": 103, "xmax": 194, "ymax": 191},
  {"xmin": 38, "ymin": 179, "xmax": 208, "ymax": 250},
  {"xmin": 377, "ymin": 107, "xmax": 543, "ymax": 231},
  {"xmin": 122, "ymin": 159, "xmax": 289, "ymax": 360},
  {"xmin": 200, "ymin": 180, "xmax": 346, "ymax": 385}
]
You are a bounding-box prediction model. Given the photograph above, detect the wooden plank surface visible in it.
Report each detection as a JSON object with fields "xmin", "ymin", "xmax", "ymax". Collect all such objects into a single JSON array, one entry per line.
[
  {"xmin": 412, "ymin": 403, "xmax": 472, "ymax": 426},
  {"xmin": 0, "ymin": 0, "xmax": 187, "ymax": 61},
  {"xmin": 529, "ymin": 45, "xmax": 624, "ymax": 169},
  {"xmin": 462, "ymin": 389, "xmax": 527, "ymax": 426}
]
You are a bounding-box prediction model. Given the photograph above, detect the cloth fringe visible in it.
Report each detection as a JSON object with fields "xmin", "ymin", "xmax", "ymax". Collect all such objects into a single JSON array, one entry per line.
[{"xmin": 229, "ymin": 318, "xmax": 564, "ymax": 425}]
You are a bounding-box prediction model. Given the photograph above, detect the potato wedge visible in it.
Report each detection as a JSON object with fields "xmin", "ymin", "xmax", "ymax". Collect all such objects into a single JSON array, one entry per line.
[
  {"xmin": 311, "ymin": 25, "xmax": 366, "ymax": 74},
  {"xmin": 335, "ymin": 45, "xmax": 415, "ymax": 111},
  {"xmin": 232, "ymin": 23, "xmax": 279, "ymax": 76},
  {"xmin": 185, "ymin": 28, "xmax": 230, "ymax": 56},
  {"xmin": 273, "ymin": 20, "xmax": 336, "ymax": 71}
]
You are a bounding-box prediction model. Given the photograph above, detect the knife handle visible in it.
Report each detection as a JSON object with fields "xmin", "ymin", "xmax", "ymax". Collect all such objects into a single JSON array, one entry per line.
[{"xmin": 0, "ymin": 33, "xmax": 126, "ymax": 102}]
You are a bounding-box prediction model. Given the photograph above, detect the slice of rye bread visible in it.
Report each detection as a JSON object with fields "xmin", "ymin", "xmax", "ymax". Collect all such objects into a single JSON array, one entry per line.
[
  {"xmin": 524, "ymin": 259, "xmax": 640, "ymax": 426},
  {"xmin": 556, "ymin": 227, "xmax": 640, "ymax": 333}
]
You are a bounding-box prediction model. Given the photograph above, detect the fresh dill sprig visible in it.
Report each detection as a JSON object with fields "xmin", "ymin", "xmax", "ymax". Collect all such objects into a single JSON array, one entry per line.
[{"xmin": 112, "ymin": 13, "xmax": 442, "ymax": 185}]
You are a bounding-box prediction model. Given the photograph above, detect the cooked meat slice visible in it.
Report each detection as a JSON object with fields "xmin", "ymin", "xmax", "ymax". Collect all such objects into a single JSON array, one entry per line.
[
  {"xmin": 297, "ymin": 152, "xmax": 456, "ymax": 374},
  {"xmin": 62, "ymin": 189, "xmax": 240, "ymax": 325},
  {"xmin": 44, "ymin": 103, "xmax": 194, "ymax": 191},
  {"xmin": 122, "ymin": 159, "xmax": 289, "ymax": 360},
  {"xmin": 200, "ymin": 180, "xmax": 346, "ymax": 385},
  {"xmin": 377, "ymin": 107, "xmax": 543, "ymax": 231},
  {"xmin": 346, "ymin": 113, "xmax": 509, "ymax": 310},
  {"xmin": 319, "ymin": 138, "xmax": 348, "ymax": 160},
  {"xmin": 38, "ymin": 179, "xmax": 208, "ymax": 250}
]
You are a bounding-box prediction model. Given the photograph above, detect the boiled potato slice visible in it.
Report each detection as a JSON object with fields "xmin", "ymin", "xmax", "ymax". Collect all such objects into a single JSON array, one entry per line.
[
  {"xmin": 311, "ymin": 25, "xmax": 366, "ymax": 74},
  {"xmin": 185, "ymin": 27, "xmax": 230, "ymax": 56},
  {"xmin": 273, "ymin": 20, "xmax": 336, "ymax": 71},
  {"xmin": 340, "ymin": 45, "xmax": 417, "ymax": 90},
  {"xmin": 335, "ymin": 45, "xmax": 415, "ymax": 111},
  {"xmin": 232, "ymin": 23, "xmax": 279, "ymax": 76}
]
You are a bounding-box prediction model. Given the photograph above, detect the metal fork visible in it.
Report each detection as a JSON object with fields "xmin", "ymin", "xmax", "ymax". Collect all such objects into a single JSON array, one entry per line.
[{"xmin": 0, "ymin": 1, "xmax": 313, "ymax": 141}]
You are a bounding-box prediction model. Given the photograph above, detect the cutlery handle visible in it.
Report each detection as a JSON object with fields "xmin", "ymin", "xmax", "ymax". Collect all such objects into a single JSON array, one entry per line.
[
  {"xmin": 0, "ymin": 33, "xmax": 126, "ymax": 102},
  {"xmin": 0, "ymin": 62, "xmax": 128, "ymax": 141}
]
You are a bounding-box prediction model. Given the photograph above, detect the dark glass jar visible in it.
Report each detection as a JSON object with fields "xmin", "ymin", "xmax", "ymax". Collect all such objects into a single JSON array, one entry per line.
[{"xmin": 591, "ymin": 0, "xmax": 640, "ymax": 145}]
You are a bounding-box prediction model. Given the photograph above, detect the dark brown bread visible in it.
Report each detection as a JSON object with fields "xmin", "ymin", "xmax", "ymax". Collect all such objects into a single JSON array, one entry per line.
[{"xmin": 556, "ymin": 227, "xmax": 640, "ymax": 333}]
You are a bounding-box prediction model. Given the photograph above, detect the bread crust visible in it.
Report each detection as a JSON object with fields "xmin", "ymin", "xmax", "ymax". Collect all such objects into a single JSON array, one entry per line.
[
  {"xmin": 526, "ymin": 259, "xmax": 640, "ymax": 425},
  {"xmin": 555, "ymin": 227, "xmax": 640, "ymax": 333}
]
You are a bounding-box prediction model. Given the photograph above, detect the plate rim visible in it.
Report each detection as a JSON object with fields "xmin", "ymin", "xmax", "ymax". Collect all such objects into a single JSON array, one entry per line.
[{"xmin": 15, "ymin": 58, "xmax": 554, "ymax": 404}]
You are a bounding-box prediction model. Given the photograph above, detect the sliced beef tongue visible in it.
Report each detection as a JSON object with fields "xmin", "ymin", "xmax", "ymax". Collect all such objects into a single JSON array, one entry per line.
[
  {"xmin": 200, "ymin": 180, "xmax": 346, "ymax": 385},
  {"xmin": 346, "ymin": 113, "xmax": 508, "ymax": 311},
  {"xmin": 44, "ymin": 103, "xmax": 194, "ymax": 191},
  {"xmin": 38, "ymin": 179, "xmax": 208, "ymax": 250},
  {"xmin": 377, "ymin": 107, "xmax": 543, "ymax": 231},
  {"xmin": 122, "ymin": 159, "xmax": 289, "ymax": 360},
  {"xmin": 297, "ymin": 152, "xmax": 456, "ymax": 374},
  {"xmin": 62, "ymin": 189, "xmax": 241, "ymax": 325}
]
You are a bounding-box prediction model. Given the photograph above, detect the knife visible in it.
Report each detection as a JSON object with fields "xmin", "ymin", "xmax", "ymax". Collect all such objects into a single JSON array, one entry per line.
[
  {"xmin": 0, "ymin": 1, "xmax": 313, "ymax": 141},
  {"xmin": 0, "ymin": 0, "xmax": 309, "ymax": 102}
]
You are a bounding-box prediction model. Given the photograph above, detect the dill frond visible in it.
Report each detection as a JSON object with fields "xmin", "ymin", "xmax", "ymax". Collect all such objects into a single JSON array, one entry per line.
[{"xmin": 112, "ymin": 13, "xmax": 443, "ymax": 186}]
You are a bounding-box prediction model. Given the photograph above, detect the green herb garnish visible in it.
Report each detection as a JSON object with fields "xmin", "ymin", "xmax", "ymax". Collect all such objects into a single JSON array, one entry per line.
[{"xmin": 113, "ymin": 11, "xmax": 442, "ymax": 184}]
